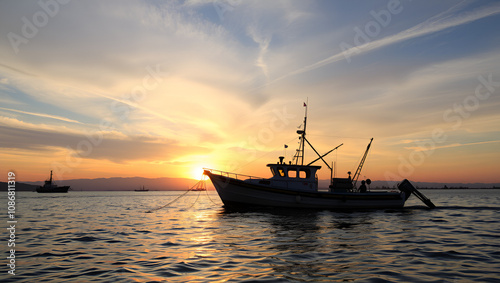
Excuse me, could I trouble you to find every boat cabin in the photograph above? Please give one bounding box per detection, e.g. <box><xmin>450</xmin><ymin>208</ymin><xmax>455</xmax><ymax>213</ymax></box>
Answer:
<box><xmin>260</xmin><ymin>157</ymin><xmax>321</xmax><ymax>191</ymax></box>
<box><xmin>267</xmin><ymin>163</ymin><xmax>320</xmax><ymax>180</ymax></box>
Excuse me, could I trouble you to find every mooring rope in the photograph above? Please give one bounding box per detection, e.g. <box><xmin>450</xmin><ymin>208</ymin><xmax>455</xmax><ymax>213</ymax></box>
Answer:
<box><xmin>186</xmin><ymin>190</ymin><xmax>202</xmax><ymax>209</ymax></box>
<box><xmin>145</xmin><ymin>172</ymin><xmax>224</xmax><ymax>213</ymax></box>
<box><xmin>196</xmin><ymin>173</ymin><xmax>219</xmax><ymax>206</ymax></box>
<box><xmin>204</xmin><ymin>187</ymin><xmax>219</xmax><ymax>205</ymax></box>
<box><xmin>145</xmin><ymin>180</ymin><xmax>201</xmax><ymax>213</ymax></box>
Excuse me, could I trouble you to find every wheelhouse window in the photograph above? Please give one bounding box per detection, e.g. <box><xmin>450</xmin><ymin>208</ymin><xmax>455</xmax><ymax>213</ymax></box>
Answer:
<box><xmin>288</xmin><ymin>168</ymin><xmax>297</xmax><ymax>178</ymax></box>
<box><xmin>299</xmin><ymin>168</ymin><xmax>311</xmax><ymax>178</ymax></box>
<box><xmin>277</xmin><ymin>167</ymin><xmax>286</xmax><ymax>177</ymax></box>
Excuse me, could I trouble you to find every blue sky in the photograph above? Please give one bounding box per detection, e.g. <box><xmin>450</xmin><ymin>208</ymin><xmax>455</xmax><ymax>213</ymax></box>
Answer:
<box><xmin>1</xmin><ymin>0</ymin><xmax>499</xmax><ymax>183</ymax></box>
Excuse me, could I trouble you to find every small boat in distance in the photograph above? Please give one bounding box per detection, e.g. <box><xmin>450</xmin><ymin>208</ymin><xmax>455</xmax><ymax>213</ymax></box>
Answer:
<box><xmin>204</xmin><ymin>104</ymin><xmax>435</xmax><ymax>210</ymax></box>
<box><xmin>192</xmin><ymin>180</ymin><xmax>207</xmax><ymax>191</ymax></box>
<box><xmin>135</xmin><ymin>186</ymin><xmax>149</xmax><ymax>192</ymax></box>
<box><xmin>36</xmin><ymin>170</ymin><xmax>70</xmax><ymax>193</ymax></box>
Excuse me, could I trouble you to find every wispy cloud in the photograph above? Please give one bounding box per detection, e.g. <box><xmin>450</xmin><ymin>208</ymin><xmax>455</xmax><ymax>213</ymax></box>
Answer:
<box><xmin>247</xmin><ymin>25</ymin><xmax>271</xmax><ymax>78</ymax></box>
<box><xmin>92</xmin><ymin>92</ymin><xmax>177</xmax><ymax>125</ymax></box>
<box><xmin>0</xmin><ymin>123</ymin><xmax>208</xmax><ymax>163</ymax></box>
<box><xmin>0</xmin><ymin>1</ymin><xmax>498</xmax><ymax>182</ymax></box>
<box><xmin>0</xmin><ymin>107</ymin><xmax>83</xmax><ymax>124</ymax></box>
<box><xmin>269</xmin><ymin>1</ymin><xmax>500</xmax><ymax>84</ymax></box>
<box><xmin>0</xmin><ymin>63</ymin><xmax>36</xmax><ymax>77</ymax></box>
<box><xmin>405</xmin><ymin>140</ymin><xmax>500</xmax><ymax>152</ymax></box>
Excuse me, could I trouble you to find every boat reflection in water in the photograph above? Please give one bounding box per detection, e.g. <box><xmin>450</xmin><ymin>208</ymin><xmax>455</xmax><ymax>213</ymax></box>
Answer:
<box><xmin>204</xmin><ymin>104</ymin><xmax>435</xmax><ymax>210</ymax></box>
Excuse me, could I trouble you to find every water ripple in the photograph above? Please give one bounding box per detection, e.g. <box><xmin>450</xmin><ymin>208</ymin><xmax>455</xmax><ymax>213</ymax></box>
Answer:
<box><xmin>3</xmin><ymin>190</ymin><xmax>500</xmax><ymax>282</ymax></box>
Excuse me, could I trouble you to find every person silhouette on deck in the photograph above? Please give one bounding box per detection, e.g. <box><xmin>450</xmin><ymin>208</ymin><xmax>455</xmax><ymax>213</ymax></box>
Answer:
<box><xmin>359</xmin><ymin>180</ymin><xmax>367</xmax><ymax>193</ymax></box>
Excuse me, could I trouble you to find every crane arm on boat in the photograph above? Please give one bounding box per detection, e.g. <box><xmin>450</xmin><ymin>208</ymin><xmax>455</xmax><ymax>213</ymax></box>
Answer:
<box><xmin>352</xmin><ymin>138</ymin><xmax>373</xmax><ymax>189</ymax></box>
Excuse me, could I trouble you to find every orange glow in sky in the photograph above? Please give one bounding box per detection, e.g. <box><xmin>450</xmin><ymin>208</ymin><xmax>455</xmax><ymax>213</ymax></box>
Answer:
<box><xmin>1</xmin><ymin>2</ymin><xmax>500</xmax><ymax>184</ymax></box>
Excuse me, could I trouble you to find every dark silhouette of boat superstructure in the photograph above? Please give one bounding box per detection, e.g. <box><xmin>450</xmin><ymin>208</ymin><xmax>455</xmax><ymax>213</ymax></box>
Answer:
<box><xmin>36</xmin><ymin>171</ymin><xmax>70</xmax><ymax>193</ymax></box>
<box><xmin>204</xmin><ymin>104</ymin><xmax>435</xmax><ymax>210</ymax></box>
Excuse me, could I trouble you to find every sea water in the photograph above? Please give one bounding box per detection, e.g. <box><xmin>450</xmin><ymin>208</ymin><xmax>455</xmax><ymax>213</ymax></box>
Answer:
<box><xmin>1</xmin><ymin>189</ymin><xmax>499</xmax><ymax>282</ymax></box>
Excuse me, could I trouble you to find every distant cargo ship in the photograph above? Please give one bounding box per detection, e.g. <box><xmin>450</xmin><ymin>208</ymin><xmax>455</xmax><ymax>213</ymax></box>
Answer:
<box><xmin>36</xmin><ymin>171</ymin><xmax>70</xmax><ymax>193</ymax></box>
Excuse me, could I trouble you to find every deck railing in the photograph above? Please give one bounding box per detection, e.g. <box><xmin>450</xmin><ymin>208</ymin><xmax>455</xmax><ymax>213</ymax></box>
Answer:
<box><xmin>203</xmin><ymin>168</ymin><xmax>265</xmax><ymax>181</ymax></box>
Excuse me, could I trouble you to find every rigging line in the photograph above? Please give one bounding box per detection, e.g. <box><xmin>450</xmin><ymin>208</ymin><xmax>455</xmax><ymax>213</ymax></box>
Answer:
<box><xmin>187</xmin><ymin>190</ymin><xmax>201</xmax><ymax>209</ymax></box>
<box><xmin>203</xmin><ymin>180</ymin><xmax>220</xmax><ymax>206</ymax></box>
<box><xmin>307</xmin><ymin>134</ymin><xmax>371</xmax><ymax>140</ymax></box>
<box><xmin>145</xmin><ymin>180</ymin><xmax>201</xmax><ymax>213</ymax></box>
<box><xmin>197</xmin><ymin>172</ymin><xmax>220</xmax><ymax>206</ymax></box>
<box><xmin>204</xmin><ymin>189</ymin><xmax>219</xmax><ymax>206</ymax></box>
<box><xmin>232</xmin><ymin>136</ymin><xmax>298</xmax><ymax>172</ymax></box>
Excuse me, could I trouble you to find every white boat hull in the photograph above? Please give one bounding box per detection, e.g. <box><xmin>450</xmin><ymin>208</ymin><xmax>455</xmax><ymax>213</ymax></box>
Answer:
<box><xmin>207</xmin><ymin>172</ymin><xmax>407</xmax><ymax>209</ymax></box>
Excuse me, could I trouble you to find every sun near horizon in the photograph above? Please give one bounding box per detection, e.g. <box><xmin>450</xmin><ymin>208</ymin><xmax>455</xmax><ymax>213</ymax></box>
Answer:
<box><xmin>1</xmin><ymin>1</ymin><xmax>500</xmax><ymax>185</ymax></box>
<box><xmin>191</xmin><ymin>166</ymin><xmax>209</xmax><ymax>181</ymax></box>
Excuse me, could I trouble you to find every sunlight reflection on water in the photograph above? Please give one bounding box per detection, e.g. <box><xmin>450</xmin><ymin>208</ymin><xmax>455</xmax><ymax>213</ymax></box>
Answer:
<box><xmin>2</xmin><ymin>190</ymin><xmax>500</xmax><ymax>282</ymax></box>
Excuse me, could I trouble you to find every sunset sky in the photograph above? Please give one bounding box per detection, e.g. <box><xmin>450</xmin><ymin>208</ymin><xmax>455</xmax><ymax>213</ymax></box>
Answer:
<box><xmin>1</xmin><ymin>0</ymin><xmax>499</xmax><ymax>184</ymax></box>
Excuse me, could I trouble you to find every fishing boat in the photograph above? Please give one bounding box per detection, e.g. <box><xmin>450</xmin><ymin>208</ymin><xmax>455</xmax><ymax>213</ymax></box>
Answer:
<box><xmin>204</xmin><ymin>104</ymin><xmax>435</xmax><ymax>210</ymax></box>
<box><xmin>135</xmin><ymin>186</ymin><xmax>149</xmax><ymax>192</ymax></box>
<box><xmin>36</xmin><ymin>170</ymin><xmax>70</xmax><ymax>193</ymax></box>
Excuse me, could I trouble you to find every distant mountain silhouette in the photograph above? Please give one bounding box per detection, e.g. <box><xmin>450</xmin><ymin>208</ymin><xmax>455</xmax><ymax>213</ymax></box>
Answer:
<box><xmin>22</xmin><ymin>177</ymin><xmax>210</xmax><ymax>191</ymax></box>
<box><xmin>0</xmin><ymin>181</ymin><xmax>39</xmax><ymax>191</ymax></box>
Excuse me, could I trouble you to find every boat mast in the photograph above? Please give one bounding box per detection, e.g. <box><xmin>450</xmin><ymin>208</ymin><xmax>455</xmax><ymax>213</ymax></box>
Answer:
<box><xmin>301</xmin><ymin>101</ymin><xmax>307</xmax><ymax>165</ymax></box>
<box><xmin>295</xmin><ymin>101</ymin><xmax>308</xmax><ymax>165</ymax></box>
<box><xmin>293</xmin><ymin>101</ymin><xmax>340</xmax><ymax>176</ymax></box>
<box><xmin>50</xmin><ymin>170</ymin><xmax>53</xmax><ymax>183</ymax></box>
